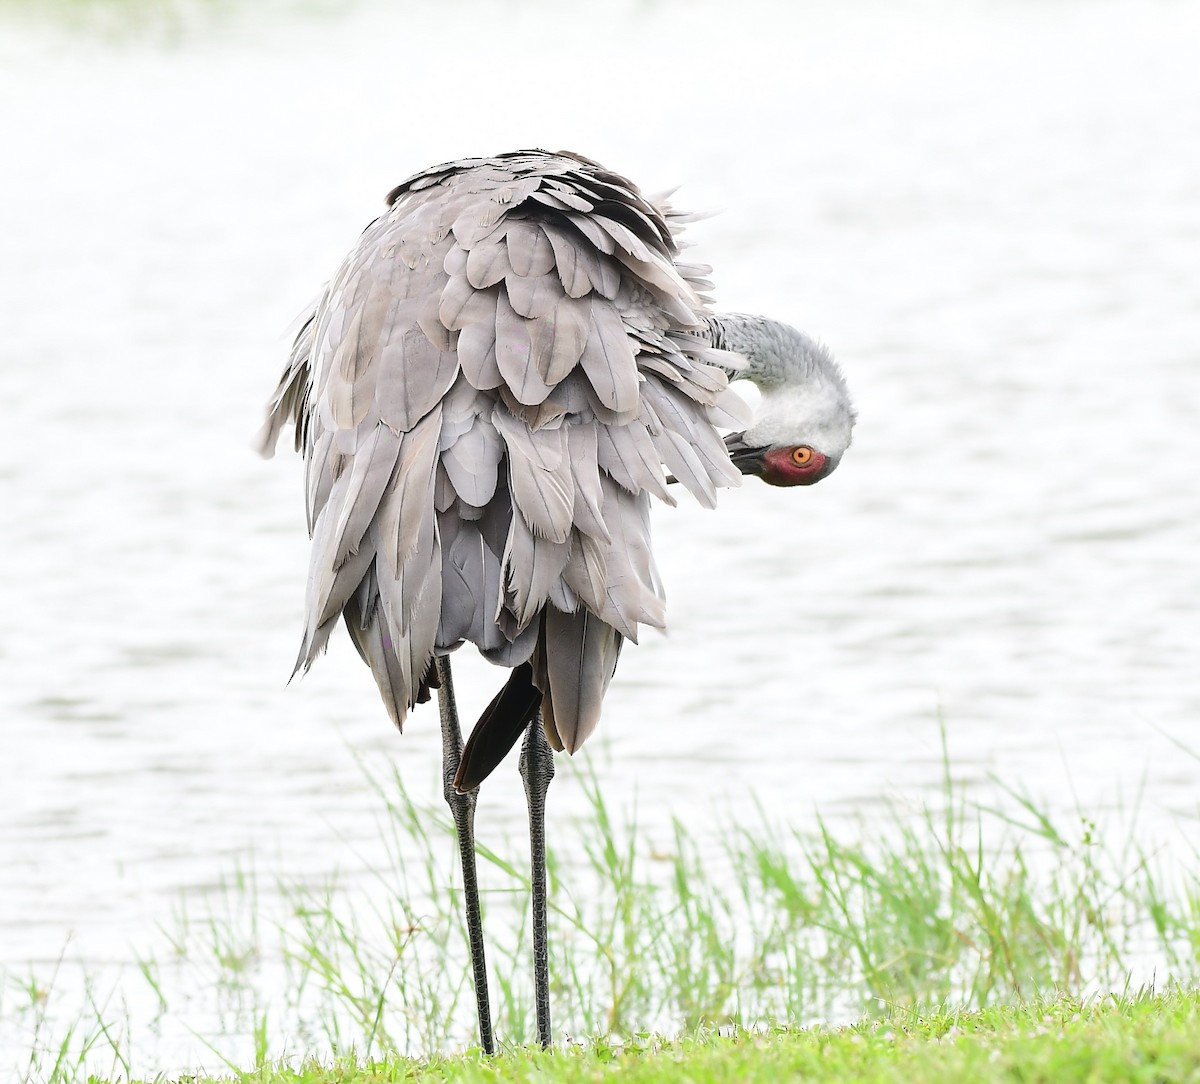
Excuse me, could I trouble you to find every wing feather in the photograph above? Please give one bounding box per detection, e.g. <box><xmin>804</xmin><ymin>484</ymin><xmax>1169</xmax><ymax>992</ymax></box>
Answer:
<box><xmin>455</xmin><ymin>289</ymin><xmax>504</xmax><ymax>389</ymax></box>
<box><xmin>503</xmin><ymin>510</ymin><xmax>572</xmax><ymax>629</ymax></box>
<box><xmin>561</xmin><ymin>528</ymin><xmax>608</xmax><ymax>614</ymax></box>
<box><xmin>373</xmin><ymin>324</ymin><xmax>458</xmax><ymax>434</ymax></box>
<box><xmin>495</xmin><ymin>286</ymin><xmax>553</xmax><ymax>405</ymax></box>
<box><xmin>642</xmin><ymin>380</ymin><xmax>741</xmax><ymax>497</ymax></box>
<box><xmin>343</xmin><ymin>604</ymin><xmax>408</xmax><ymax>727</ymax></box>
<box><xmin>529</xmin><ymin>294</ymin><xmax>590</xmax><ymax>386</ymax></box>
<box><xmin>493</xmin><ymin>410</ymin><xmax>573</xmax><ymax>543</ymax></box>
<box><xmin>542</xmin><ymin>222</ymin><xmax>621</xmax><ymax>299</ymax></box>
<box><xmin>465</xmin><ymin>234</ymin><xmax>512</xmax><ymax>289</ymax></box>
<box><xmin>443</xmin><ymin>411</ymin><xmax>504</xmax><ymax>508</ymax></box>
<box><xmin>579</xmin><ymin>299</ymin><xmax>639</xmax><ymax>413</ymax></box>
<box><xmin>595</xmin><ymin>416</ymin><xmax>674</xmax><ymax>502</ymax></box>
<box><xmin>377</xmin><ymin>408</ymin><xmax>442</xmax><ymax>575</ymax></box>
<box><xmin>505</xmin><ymin>270</ymin><xmax>563</xmax><ymax>319</ymax></box>
<box><xmin>505</xmin><ymin>218</ymin><xmax>556</xmax><ymax>276</ymax></box>
<box><xmin>326</xmin><ymin>423</ymin><xmax>403</xmax><ymax>566</ymax></box>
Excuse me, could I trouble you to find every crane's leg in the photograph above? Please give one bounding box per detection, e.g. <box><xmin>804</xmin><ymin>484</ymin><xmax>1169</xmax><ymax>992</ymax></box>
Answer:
<box><xmin>435</xmin><ymin>655</ymin><xmax>495</xmax><ymax>1056</ymax></box>
<box><xmin>518</xmin><ymin>713</ymin><xmax>555</xmax><ymax>1047</ymax></box>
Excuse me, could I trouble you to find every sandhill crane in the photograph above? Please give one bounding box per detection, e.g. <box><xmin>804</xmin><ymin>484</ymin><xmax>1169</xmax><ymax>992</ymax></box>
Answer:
<box><xmin>260</xmin><ymin>149</ymin><xmax>854</xmax><ymax>1053</ymax></box>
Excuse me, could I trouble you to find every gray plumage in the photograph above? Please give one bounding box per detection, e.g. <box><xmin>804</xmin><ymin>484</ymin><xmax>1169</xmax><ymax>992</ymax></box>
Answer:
<box><xmin>260</xmin><ymin>149</ymin><xmax>753</xmax><ymax>754</ymax></box>
<box><xmin>260</xmin><ymin>149</ymin><xmax>858</xmax><ymax>1054</ymax></box>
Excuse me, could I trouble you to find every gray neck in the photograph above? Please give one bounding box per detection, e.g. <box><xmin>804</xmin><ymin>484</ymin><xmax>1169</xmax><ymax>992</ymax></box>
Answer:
<box><xmin>705</xmin><ymin>312</ymin><xmax>843</xmax><ymax>395</ymax></box>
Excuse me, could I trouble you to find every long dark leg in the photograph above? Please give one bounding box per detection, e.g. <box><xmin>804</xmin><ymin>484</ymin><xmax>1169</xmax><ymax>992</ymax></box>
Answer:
<box><xmin>435</xmin><ymin>655</ymin><xmax>495</xmax><ymax>1055</ymax></box>
<box><xmin>519</xmin><ymin>713</ymin><xmax>555</xmax><ymax>1047</ymax></box>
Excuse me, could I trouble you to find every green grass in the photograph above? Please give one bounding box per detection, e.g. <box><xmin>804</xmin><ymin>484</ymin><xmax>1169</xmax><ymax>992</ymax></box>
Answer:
<box><xmin>106</xmin><ymin>992</ymin><xmax>1200</xmax><ymax>1082</ymax></box>
<box><xmin>7</xmin><ymin>737</ymin><xmax>1200</xmax><ymax>1081</ymax></box>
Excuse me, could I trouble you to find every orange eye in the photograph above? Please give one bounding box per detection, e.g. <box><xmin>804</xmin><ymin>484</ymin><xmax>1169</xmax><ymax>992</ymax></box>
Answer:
<box><xmin>790</xmin><ymin>446</ymin><xmax>815</xmax><ymax>467</ymax></box>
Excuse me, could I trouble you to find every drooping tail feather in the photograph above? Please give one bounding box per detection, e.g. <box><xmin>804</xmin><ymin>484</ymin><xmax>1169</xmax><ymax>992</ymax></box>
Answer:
<box><xmin>455</xmin><ymin>662</ymin><xmax>543</xmax><ymax>792</ymax></box>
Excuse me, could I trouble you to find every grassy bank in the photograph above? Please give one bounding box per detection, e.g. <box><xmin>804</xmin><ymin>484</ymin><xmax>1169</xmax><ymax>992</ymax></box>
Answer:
<box><xmin>7</xmin><ymin>741</ymin><xmax>1200</xmax><ymax>1081</ymax></box>
<box><xmin>119</xmin><ymin>992</ymin><xmax>1200</xmax><ymax>1083</ymax></box>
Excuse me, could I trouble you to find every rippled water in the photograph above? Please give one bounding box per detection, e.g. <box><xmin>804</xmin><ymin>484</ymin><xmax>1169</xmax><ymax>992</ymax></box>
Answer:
<box><xmin>2</xmin><ymin>0</ymin><xmax>1199</xmax><ymax>1068</ymax></box>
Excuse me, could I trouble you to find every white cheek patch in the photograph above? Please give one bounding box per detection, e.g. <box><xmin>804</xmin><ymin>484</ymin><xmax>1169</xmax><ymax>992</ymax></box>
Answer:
<box><xmin>744</xmin><ymin>379</ymin><xmax>854</xmax><ymax>457</ymax></box>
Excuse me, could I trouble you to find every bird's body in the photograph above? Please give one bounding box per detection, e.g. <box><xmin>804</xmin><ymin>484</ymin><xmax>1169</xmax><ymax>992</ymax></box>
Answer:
<box><xmin>262</xmin><ymin>149</ymin><xmax>757</xmax><ymax>763</ymax></box>
<box><xmin>262</xmin><ymin>149</ymin><xmax>854</xmax><ymax>1050</ymax></box>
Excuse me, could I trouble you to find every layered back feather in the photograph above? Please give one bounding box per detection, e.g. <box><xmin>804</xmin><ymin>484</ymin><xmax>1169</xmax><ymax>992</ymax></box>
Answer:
<box><xmin>261</xmin><ymin>149</ymin><xmax>750</xmax><ymax>755</ymax></box>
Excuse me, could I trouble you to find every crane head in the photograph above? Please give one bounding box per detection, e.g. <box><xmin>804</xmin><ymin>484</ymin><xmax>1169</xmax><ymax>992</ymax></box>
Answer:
<box><xmin>704</xmin><ymin>312</ymin><xmax>855</xmax><ymax>488</ymax></box>
<box><xmin>722</xmin><ymin>367</ymin><xmax>855</xmax><ymax>488</ymax></box>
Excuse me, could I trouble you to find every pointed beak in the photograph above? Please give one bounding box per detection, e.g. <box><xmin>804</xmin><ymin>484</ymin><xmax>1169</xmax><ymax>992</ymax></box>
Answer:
<box><xmin>723</xmin><ymin>431</ymin><xmax>770</xmax><ymax>477</ymax></box>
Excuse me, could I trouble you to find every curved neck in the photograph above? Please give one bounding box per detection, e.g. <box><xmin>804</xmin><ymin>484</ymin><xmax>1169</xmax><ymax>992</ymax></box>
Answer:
<box><xmin>705</xmin><ymin>312</ymin><xmax>840</xmax><ymax>393</ymax></box>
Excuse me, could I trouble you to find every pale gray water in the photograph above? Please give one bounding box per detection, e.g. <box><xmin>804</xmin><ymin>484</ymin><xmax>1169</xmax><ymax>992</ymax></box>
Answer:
<box><xmin>2</xmin><ymin>0</ymin><xmax>1199</xmax><ymax>1070</ymax></box>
